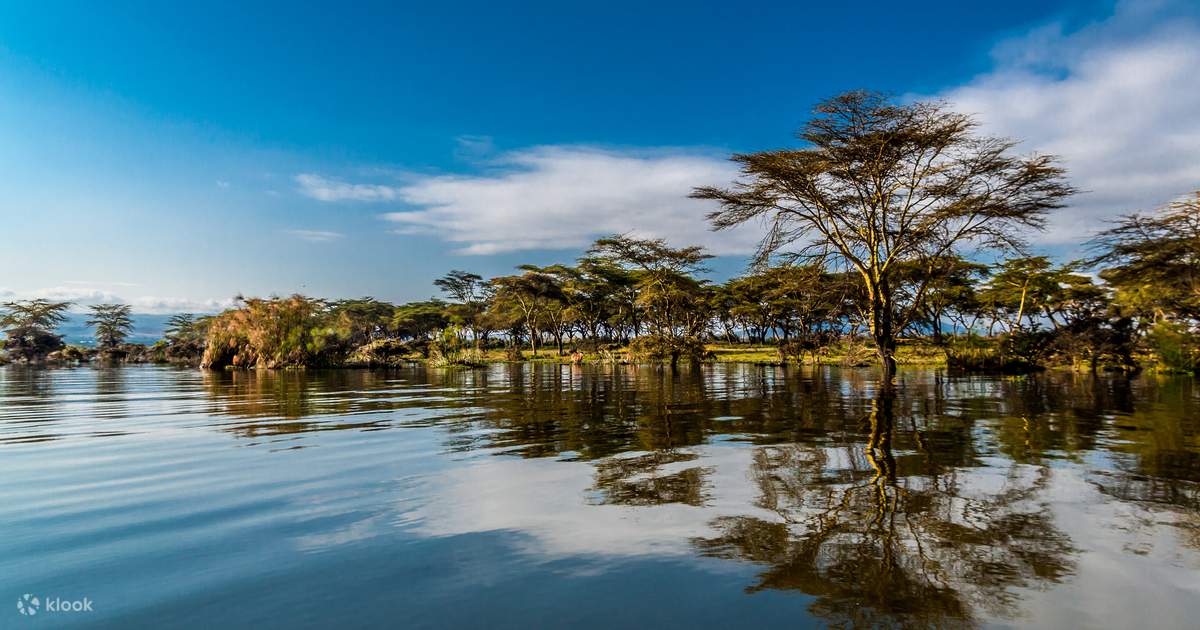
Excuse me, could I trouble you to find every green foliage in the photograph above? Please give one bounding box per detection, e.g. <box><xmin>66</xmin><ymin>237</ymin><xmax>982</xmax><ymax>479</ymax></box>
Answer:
<box><xmin>427</xmin><ymin>325</ymin><xmax>483</xmax><ymax>367</ymax></box>
<box><xmin>201</xmin><ymin>295</ymin><xmax>339</xmax><ymax>368</ymax></box>
<box><xmin>1092</xmin><ymin>192</ymin><xmax>1200</xmax><ymax>323</ymax></box>
<box><xmin>945</xmin><ymin>331</ymin><xmax>1052</xmax><ymax>373</ymax></box>
<box><xmin>343</xmin><ymin>339</ymin><xmax>418</xmax><ymax>367</ymax></box>
<box><xmin>391</xmin><ymin>300</ymin><xmax>450</xmax><ymax>341</ymax></box>
<box><xmin>87</xmin><ymin>303</ymin><xmax>135</xmax><ymax>354</ymax></box>
<box><xmin>165</xmin><ymin>313</ymin><xmax>196</xmax><ymax>339</ymax></box>
<box><xmin>489</xmin><ymin>270</ymin><xmax>564</xmax><ymax>355</ymax></box>
<box><xmin>170</xmin><ymin>179</ymin><xmax>1195</xmax><ymax>373</ymax></box>
<box><xmin>162</xmin><ymin>313</ymin><xmax>208</xmax><ymax>362</ymax></box>
<box><xmin>0</xmin><ymin>299</ymin><xmax>71</xmax><ymax>361</ymax></box>
<box><xmin>627</xmin><ymin>334</ymin><xmax>709</xmax><ymax>365</ymax></box>
<box><xmin>588</xmin><ymin>235</ymin><xmax>715</xmax><ymax>342</ymax></box>
<box><xmin>1146</xmin><ymin>320</ymin><xmax>1200</xmax><ymax>373</ymax></box>
<box><xmin>695</xmin><ymin>91</ymin><xmax>1076</xmax><ymax>374</ymax></box>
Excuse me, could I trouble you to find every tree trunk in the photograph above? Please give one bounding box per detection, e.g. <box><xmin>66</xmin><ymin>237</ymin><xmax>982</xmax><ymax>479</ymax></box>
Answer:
<box><xmin>868</xmin><ymin>279</ymin><xmax>898</xmax><ymax>379</ymax></box>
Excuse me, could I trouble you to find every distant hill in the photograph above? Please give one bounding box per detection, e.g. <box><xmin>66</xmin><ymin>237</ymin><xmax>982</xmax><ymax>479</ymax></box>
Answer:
<box><xmin>58</xmin><ymin>313</ymin><xmax>173</xmax><ymax>346</ymax></box>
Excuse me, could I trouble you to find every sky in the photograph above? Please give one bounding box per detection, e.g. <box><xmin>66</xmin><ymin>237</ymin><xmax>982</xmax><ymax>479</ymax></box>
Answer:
<box><xmin>0</xmin><ymin>0</ymin><xmax>1197</xmax><ymax>313</ymax></box>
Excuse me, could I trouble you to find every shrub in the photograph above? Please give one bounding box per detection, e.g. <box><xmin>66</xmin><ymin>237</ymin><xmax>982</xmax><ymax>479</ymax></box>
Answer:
<box><xmin>428</xmin><ymin>326</ymin><xmax>483</xmax><ymax>368</ymax></box>
<box><xmin>46</xmin><ymin>345</ymin><xmax>94</xmax><ymax>363</ymax></box>
<box><xmin>778</xmin><ymin>331</ymin><xmax>838</xmax><ymax>364</ymax></box>
<box><xmin>839</xmin><ymin>336</ymin><xmax>876</xmax><ymax>367</ymax></box>
<box><xmin>945</xmin><ymin>331</ymin><xmax>1049</xmax><ymax>373</ymax></box>
<box><xmin>200</xmin><ymin>295</ymin><xmax>337</xmax><ymax>369</ymax></box>
<box><xmin>628</xmin><ymin>334</ymin><xmax>709</xmax><ymax>365</ymax></box>
<box><xmin>344</xmin><ymin>339</ymin><xmax>417</xmax><ymax>367</ymax></box>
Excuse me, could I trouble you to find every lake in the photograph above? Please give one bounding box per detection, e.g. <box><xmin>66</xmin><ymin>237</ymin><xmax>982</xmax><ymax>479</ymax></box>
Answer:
<box><xmin>1</xmin><ymin>364</ymin><xmax>1198</xmax><ymax>628</ymax></box>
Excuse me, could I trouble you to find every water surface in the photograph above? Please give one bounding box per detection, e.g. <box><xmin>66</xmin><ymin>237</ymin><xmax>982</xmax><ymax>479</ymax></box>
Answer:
<box><xmin>1</xmin><ymin>365</ymin><xmax>1198</xmax><ymax>628</ymax></box>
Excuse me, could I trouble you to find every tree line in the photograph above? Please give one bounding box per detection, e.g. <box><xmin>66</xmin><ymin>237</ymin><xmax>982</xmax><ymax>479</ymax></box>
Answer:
<box><xmin>2</xmin><ymin>92</ymin><xmax>1197</xmax><ymax>373</ymax></box>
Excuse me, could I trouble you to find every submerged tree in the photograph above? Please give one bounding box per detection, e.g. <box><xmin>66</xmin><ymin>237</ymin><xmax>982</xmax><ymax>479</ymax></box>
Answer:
<box><xmin>695</xmin><ymin>91</ymin><xmax>1075</xmax><ymax>376</ymax></box>
<box><xmin>692</xmin><ymin>388</ymin><xmax>1077</xmax><ymax>626</ymax></box>
<box><xmin>87</xmin><ymin>303</ymin><xmax>135</xmax><ymax>354</ymax></box>
<box><xmin>0</xmin><ymin>299</ymin><xmax>72</xmax><ymax>361</ymax></box>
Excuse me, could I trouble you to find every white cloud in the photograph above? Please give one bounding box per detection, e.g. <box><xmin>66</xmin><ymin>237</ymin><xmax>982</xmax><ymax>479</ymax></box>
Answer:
<box><xmin>0</xmin><ymin>286</ymin><xmax>235</xmax><ymax>314</ymax></box>
<box><xmin>305</xmin><ymin>146</ymin><xmax>757</xmax><ymax>256</ymax></box>
<box><xmin>124</xmin><ymin>296</ymin><xmax>238</xmax><ymax>314</ymax></box>
<box><xmin>935</xmin><ymin>2</ymin><xmax>1200</xmax><ymax>244</ymax></box>
<box><xmin>294</xmin><ymin>173</ymin><xmax>402</xmax><ymax>202</ymax></box>
<box><xmin>286</xmin><ymin>229</ymin><xmax>345</xmax><ymax>243</ymax></box>
<box><xmin>295</xmin><ymin>3</ymin><xmax>1200</xmax><ymax>257</ymax></box>
<box><xmin>63</xmin><ymin>280</ymin><xmax>140</xmax><ymax>288</ymax></box>
<box><xmin>408</xmin><ymin>444</ymin><xmax>769</xmax><ymax>560</ymax></box>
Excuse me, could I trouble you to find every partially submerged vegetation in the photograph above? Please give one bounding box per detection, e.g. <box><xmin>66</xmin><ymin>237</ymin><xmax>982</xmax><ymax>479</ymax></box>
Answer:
<box><xmin>2</xmin><ymin>92</ymin><xmax>1197</xmax><ymax>374</ymax></box>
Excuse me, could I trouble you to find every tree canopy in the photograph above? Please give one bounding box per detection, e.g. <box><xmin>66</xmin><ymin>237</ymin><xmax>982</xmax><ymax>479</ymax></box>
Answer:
<box><xmin>694</xmin><ymin>91</ymin><xmax>1076</xmax><ymax>374</ymax></box>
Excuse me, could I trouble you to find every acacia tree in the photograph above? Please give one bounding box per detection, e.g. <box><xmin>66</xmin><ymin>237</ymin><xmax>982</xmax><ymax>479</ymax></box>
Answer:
<box><xmin>434</xmin><ymin>270</ymin><xmax>492</xmax><ymax>345</ymax></box>
<box><xmin>490</xmin><ymin>270</ymin><xmax>564</xmax><ymax>356</ymax></box>
<box><xmin>163</xmin><ymin>313</ymin><xmax>209</xmax><ymax>360</ymax></box>
<box><xmin>328</xmin><ymin>297</ymin><xmax>396</xmax><ymax>349</ymax></box>
<box><xmin>589</xmin><ymin>235</ymin><xmax>713</xmax><ymax>340</ymax></box>
<box><xmin>694</xmin><ymin>91</ymin><xmax>1075</xmax><ymax>376</ymax></box>
<box><xmin>391</xmin><ymin>300</ymin><xmax>450</xmax><ymax>341</ymax></box>
<box><xmin>88</xmin><ymin>303</ymin><xmax>135</xmax><ymax>353</ymax></box>
<box><xmin>0</xmin><ymin>299</ymin><xmax>72</xmax><ymax>361</ymax></box>
<box><xmin>896</xmin><ymin>255</ymin><xmax>988</xmax><ymax>341</ymax></box>
<box><xmin>977</xmin><ymin>257</ymin><xmax>1062</xmax><ymax>332</ymax></box>
<box><xmin>1090</xmin><ymin>190</ymin><xmax>1200</xmax><ymax>324</ymax></box>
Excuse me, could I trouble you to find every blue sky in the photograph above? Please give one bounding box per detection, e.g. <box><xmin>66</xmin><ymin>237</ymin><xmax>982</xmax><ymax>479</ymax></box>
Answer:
<box><xmin>1</xmin><ymin>0</ymin><xmax>1198</xmax><ymax>312</ymax></box>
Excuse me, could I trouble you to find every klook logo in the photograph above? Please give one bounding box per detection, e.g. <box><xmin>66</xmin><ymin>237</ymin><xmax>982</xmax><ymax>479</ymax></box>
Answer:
<box><xmin>15</xmin><ymin>593</ymin><xmax>92</xmax><ymax>617</ymax></box>
<box><xmin>15</xmin><ymin>594</ymin><xmax>38</xmax><ymax>616</ymax></box>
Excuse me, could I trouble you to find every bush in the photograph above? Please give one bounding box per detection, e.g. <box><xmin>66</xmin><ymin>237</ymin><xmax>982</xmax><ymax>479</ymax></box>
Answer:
<box><xmin>628</xmin><ymin>334</ymin><xmax>709</xmax><ymax>365</ymax></box>
<box><xmin>344</xmin><ymin>339</ymin><xmax>418</xmax><ymax>367</ymax></box>
<box><xmin>428</xmin><ymin>326</ymin><xmax>483</xmax><ymax>367</ymax></box>
<box><xmin>945</xmin><ymin>331</ymin><xmax>1049</xmax><ymax>373</ymax></box>
<box><xmin>200</xmin><ymin>295</ymin><xmax>337</xmax><ymax>369</ymax></box>
<box><xmin>48</xmin><ymin>345</ymin><xmax>94</xmax><ymax>363</ymax></box>
<box><xmin>1146</xmin><ymin>320</ymin><xmax>1200</xmax><ymax>373</ymax></box>
<box><xmin>2</xmin><ymin>330</ymin><xmax>65</xmax><ymax>363</ymax></box>
<box><xmin>778</xmin><ymin>331</ymin><xmax>838</xmax><ymax>364</ymax></box>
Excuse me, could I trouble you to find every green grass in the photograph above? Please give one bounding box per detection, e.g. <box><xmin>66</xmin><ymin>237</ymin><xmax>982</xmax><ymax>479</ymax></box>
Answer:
<box><xmin>449</xmin><ymin>338</ymin><xmax>951</xmax><ymax>367</ymax></box>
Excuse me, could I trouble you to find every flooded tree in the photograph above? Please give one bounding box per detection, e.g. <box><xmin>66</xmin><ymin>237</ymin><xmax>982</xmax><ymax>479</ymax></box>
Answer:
<box><xmin>0</xmin><ymin>299</ymin><xmax>72</xmax><ymax>362</ymax></box>
<box><xmin>87</xmin><ymin>303</ymin><xmax>135</xmax><ymax>355</ymax></box>
<box><xmin>695</xmin><ymin>91</ymin><xmax>1076</xmax><ymax>377</ymax></box>
<box><xmin>691</xmin><ymin>387</ymin><xmax>1077</xmax><ymax>627</ymax></box>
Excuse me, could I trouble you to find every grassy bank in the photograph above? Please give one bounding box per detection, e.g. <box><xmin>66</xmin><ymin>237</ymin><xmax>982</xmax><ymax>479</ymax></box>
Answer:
<box><xmin>402</xmin><ymin>338</ymin><xmax>950</xmax><ymax>368</ymax></box>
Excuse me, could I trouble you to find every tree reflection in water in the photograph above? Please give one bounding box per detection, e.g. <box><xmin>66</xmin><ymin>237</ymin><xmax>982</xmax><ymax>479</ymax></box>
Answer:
<box><xmin>693</xmin><ymin>386</ymin><xmax>1076</xmax><ymax>627</ymax></box>
<box><xmin>176</xmin><ymin>363</ymin><xmax>1200</xmax><ymax>625</ymax></box>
